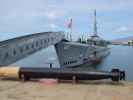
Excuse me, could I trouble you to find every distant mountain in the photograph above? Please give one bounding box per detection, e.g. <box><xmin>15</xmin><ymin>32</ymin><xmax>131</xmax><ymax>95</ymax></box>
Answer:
<box><xmin>112</xmin><ymin>36</ymin><xmax>133</xmax><ymax>42</ymax></box>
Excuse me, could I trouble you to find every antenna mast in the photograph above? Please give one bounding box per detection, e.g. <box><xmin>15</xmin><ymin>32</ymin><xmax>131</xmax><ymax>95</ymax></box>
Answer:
<box><xmin>93</xmin><ymin>9</ymin><xmax>98</xmax><ymax>36</ymax></box>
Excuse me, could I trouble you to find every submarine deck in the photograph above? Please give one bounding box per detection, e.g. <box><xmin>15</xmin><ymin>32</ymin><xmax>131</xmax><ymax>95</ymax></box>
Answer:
<box><xmin>0</xmin><ymin>79</ymin><xmax>133</xmax><ymax>100</ymax></box>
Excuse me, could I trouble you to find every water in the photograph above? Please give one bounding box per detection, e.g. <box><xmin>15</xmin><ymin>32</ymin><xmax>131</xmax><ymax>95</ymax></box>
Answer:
<box><xmin>12</xmin><ymin>45</ymin><xmax>60</xmax><ymax>68</ymax></box>
<box><xmin>96</xmin><ymin>45</ymin><xmax>133</xmax><ymax>81</ymax></box>
<box><xmin>12</xmin><ymin>44</ymin><xmax>133</xmax><ymax>81</ymax></box>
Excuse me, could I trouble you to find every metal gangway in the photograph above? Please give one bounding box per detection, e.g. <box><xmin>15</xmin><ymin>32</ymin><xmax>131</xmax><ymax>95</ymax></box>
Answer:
<box><xmin>0</xmin><ymin>32</ymin><xmax>64</xmax><ymax>66</ymax></box>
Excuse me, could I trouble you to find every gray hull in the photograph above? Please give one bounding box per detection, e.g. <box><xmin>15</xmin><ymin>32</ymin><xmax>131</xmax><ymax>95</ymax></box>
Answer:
<box><xmin>55</xmin><ymin>41</ymin><xmax>110</xmax><ymax>68</ymax></box>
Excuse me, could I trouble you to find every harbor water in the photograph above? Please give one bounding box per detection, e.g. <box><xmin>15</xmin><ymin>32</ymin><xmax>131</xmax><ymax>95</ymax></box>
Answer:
<box><xmin>96</xmin><ymin>45</ymin><xmax>133</xmax><ymax>81</ymax></box>
<box><xmin>11</xmin><ymin>44</ymin><xmax>133</xmax><ymax>81</ymax></box>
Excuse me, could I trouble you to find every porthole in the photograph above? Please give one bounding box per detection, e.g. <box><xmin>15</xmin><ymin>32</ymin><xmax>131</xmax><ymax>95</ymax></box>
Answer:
<box><xmin>20</xmin><ymin>47</ymin><xmax>23</xmax><ymax>53</ymax></box>
<box><xmin>31</xmin><ymin>44</ymin><xmax>34</xmax><ymax>49</ymax></box>
<box><xmin>36</xmin><ymin>41</ymin><xmax>38</xmax><ymax>47</ymax></box>
<box><xmin>47</xmin><ymin>38</ymin><xmax>49</xmax><ymax>42</ymax></box>
<box><xmin>44</xmin><ymin>40</ymin><xmax>47</xmax><ymax>43</ymax></box>
<box><xmin>13</xmin><ymin>49</ymin><xmax>16</xmax><ymax>55</ymax></box>
<box><xmin>4</xmin><ymin>52</ymin><xmax>9</xmax><ymax>58</ymax></box>
<box><xmin>26</xmin><ymin>45</ymin><xmax>29</xmax><ymax>50</ymax></box>
<box><xmin>40</xmin><ymin>40</ymin><xmax>43</xmax><ymax>45</ymax></box>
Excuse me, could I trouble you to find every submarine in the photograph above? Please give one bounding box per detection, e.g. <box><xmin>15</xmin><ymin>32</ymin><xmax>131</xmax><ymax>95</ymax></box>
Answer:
<box><xmin>55</xmin><ymin>10</ymin><xmax>110</xmax><ymax>68</ymax></box>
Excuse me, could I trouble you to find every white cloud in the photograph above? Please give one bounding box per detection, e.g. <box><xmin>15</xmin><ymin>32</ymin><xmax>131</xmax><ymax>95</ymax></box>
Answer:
<box><xmin>45</xmin><ymin>12</ymin><xmax>57</xmax><ymax>20</ymax></box>
<box><xmin>115</xmin><ymin>26</ymin><xmax>133</xmax><ymax>34</ymax></box>
<box><xmin>49</xmin><ymin>23</ymin><xmax>58</xmax><ymax>29</ymax></box>
<box><xmin>0</xmin><ymin>0</ymin><xmax>133</xmax><ymax>36</ymax></box>
<box><xmin>44</xmin><ymin>10</ymin><xmax>65</xmax><ymax>20</ymax></box>
<box><xmin>56</xmin><ymin>0</ymin><xmax>133</xmax><ymax>12</ymax></box>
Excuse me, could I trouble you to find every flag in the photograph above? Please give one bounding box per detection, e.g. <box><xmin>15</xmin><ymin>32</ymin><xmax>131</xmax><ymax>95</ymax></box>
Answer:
<box><xmin>67</xmin><ymin>18</ymin><xmax>72</xmax><ymax>29</ymax></box>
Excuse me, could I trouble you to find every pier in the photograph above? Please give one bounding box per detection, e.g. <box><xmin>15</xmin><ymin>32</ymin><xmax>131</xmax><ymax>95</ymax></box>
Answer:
<box><xmin>0</xmin><ymin>66</ymin><xmax>129</xmax><ymax>100</ymax></box>
<box><xmin>0</xmin><ymin>79</ymin><xmax>132</xmax><ymax>100</ymax></box>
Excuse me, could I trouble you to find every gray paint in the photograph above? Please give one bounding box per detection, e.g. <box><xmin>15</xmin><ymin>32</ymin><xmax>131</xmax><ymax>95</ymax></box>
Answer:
<box><xmin>55</xmin><ymin>41</ymin><xmax>110</xmax><ymax>68</ymax></box>
<box><xmin>0</xmin><ymin>32</ymin><xmax>64</xmax><ymax>66</ymax></box>
<box><xmin>55</xmin><ymin>41</ymin><xmax>94</xmax><ymax>67</ymax></box>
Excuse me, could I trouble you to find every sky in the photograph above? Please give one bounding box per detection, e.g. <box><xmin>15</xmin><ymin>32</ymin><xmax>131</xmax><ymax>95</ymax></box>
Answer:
<box><xmin>0</xmin><ymin>0</ymin><xmax>133</xmax><ymax>40</ymax></box>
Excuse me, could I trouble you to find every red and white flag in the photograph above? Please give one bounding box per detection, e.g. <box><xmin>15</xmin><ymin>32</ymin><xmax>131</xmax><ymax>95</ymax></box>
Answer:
<box><xmin>67</xmin><ymin>18</ymin><xmax>72</xmax><ymax>29</ymax></box>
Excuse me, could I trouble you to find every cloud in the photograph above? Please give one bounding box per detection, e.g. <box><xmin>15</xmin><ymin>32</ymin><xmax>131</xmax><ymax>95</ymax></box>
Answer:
<box><xmin>115</xmin><ymin>26</ymin><xmax>133</xmax><ymax>34</ymax></box>
<box><xmin>54</xmin><ymin>0</ymin><xmax>133</xmax><ymax>12</ymax></box>
<box><xmin>49</xmin><ymin>23</ymin><xmax>58</xmax><ymax>29</ymax></box>
<box><xmin>44</xmin><ymin>10</ymin><xmax>65</xmax><ymax>20</ymax></box>
<box><xmin>45</xmin><ymin>12</ymin><xmax>57</xmax><ymax>20</ymax></box>
<box><xmin>0</xmin><ymin>0</ymin><xmax>133</xmax><ymax>41</ymax></box>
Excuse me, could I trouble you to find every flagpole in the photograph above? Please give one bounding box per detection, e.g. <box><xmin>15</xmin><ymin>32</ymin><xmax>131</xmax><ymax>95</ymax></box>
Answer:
<box><xmin>66</xmin><ymin>32</ymin><xmax>69</xmax><ymax>40</ymax></box>
<box><xmin>70</xmin><ymin>18</ymin><xmax>72</xmax><ymax>41</ymax></box>
<box><xmin>67</xmin><ymin>18</ymin><xmax>73</xmax><ymax>41</ymax></box>
<box><xmin>70</xmin><ymin>26</ymin><xmax>72</xmax><ymax>41</ymax></box>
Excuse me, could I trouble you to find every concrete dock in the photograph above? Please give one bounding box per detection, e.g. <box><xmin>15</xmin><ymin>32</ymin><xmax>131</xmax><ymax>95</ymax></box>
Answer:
<box><xmin>0</xmin><ymin>79</ymin><xmax>133</xmax><ymax>100</ymax></box>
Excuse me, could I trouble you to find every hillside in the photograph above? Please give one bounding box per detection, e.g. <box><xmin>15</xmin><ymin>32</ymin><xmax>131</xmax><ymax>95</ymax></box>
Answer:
<box><xmin>112</xmin><ymin>36</ymin><xmax>133</xmax><ymax>42</ymax></box>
